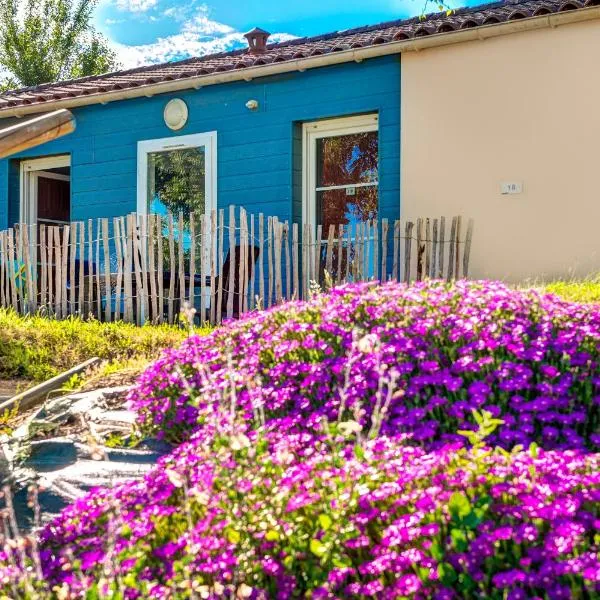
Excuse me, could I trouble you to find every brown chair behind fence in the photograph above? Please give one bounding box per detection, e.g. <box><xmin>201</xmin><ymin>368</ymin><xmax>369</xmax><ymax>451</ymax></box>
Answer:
<box><xmin>214</xmin><ymin>245</ymin><xmax>261</xmax><ymax>318</ymax></box>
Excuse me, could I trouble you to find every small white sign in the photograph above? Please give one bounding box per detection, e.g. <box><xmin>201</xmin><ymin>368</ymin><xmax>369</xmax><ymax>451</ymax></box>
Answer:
<box><xmin>501</xmin><ymin>182</ymin><xmax>523</xmax><ymax>195</ymax></box>
<box><xmin>346</xmin><ymin>186</ymin><xmax>356</xmax><ymax>196</ymax></box>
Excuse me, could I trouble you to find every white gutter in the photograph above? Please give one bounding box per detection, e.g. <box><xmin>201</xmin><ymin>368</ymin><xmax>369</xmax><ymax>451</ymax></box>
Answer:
<box><xmin>2</xmin><ymin>6</ymin><xmax>600</xmax><ymax>119</ymax></box>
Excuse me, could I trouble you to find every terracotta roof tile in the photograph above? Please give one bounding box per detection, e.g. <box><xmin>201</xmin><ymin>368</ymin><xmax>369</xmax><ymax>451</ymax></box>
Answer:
<box><xmin>0</xmin><ymin>0</ymin><xmax>594</xmax><ymax>113</ymax></box>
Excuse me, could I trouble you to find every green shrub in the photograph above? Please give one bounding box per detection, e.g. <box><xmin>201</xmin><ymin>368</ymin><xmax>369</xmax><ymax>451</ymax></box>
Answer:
<box><xmin>0</xmin><ymin>308</ymin><xmax>199</xmax><ymax>382</ymax></box>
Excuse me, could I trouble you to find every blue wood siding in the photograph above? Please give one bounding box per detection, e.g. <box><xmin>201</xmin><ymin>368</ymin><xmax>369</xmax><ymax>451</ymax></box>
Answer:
<box><xmin>0</xmin><ymin>56</ymin><xmax>400</xmax><ymax>231</ymax></box>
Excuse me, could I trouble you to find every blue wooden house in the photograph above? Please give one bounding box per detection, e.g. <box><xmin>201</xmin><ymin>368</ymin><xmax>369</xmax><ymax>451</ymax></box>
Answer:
<box><xmin>0</xmin><ymin>26</ymin><xmax>401</xmax><ymax>241</ymax></box>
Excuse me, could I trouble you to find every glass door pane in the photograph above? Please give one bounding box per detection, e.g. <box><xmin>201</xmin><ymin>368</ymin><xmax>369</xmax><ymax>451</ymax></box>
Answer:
<box><xmin>147</xmin><ymin>146</ymin><xmax>206</xmax><ymax>272</ymax></box>
<box><xmin>311</xmin><ymin>126</ymin><xmax>379</xmax><ymax>282</ymax></box>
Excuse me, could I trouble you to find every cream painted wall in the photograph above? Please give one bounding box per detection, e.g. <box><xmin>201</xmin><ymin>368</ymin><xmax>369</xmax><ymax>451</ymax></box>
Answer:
<box><xmin>401</xmin><ymin>19</ymin><xmax>600</xmax><ymax>283</ymax></box>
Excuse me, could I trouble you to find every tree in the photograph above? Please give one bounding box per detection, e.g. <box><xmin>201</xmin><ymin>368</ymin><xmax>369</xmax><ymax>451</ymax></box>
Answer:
<box><xmin>0</xmin><ymin>0</ymin><xmax>119</xmax><ymax>91</ymax></box>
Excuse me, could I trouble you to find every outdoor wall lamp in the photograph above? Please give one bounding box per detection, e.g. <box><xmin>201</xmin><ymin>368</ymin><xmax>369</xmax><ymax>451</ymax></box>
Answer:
<box><xmin>245</xmin><ymin>99</ymin><xmax>259</xmax><ymax>111</ymax></box>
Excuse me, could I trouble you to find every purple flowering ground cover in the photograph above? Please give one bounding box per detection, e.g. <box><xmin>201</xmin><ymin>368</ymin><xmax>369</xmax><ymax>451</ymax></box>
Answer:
<box><xmin>0</xmin><ymin>280</ymin><xmax>599</xmax><ymax>599</ymax></box>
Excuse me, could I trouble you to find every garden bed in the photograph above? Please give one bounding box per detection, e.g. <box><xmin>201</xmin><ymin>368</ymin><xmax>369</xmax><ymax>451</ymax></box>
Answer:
<box><xmin>0</xmin><ymin>280</ymin><xmax>599</xmax><ymax>598</ymax></box>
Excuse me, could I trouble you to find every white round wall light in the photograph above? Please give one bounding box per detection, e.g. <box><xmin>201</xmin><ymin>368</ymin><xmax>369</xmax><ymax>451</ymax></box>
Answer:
<box><xmin>164</xmin><ymin>98</ymin><xmax>189</xmax><ymax>131</ymax></box>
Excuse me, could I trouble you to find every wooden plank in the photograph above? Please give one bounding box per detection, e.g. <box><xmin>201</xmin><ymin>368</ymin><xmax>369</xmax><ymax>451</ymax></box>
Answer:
<box><xmin>210</xmin><ymin>209</ymin><xmax>218</xmax><ymax>323</ymax></box>
<box><xmin>147</xmin><ymin>214</ymin><xmax>157</xmax><ymax>322</ymax></box>
<box><xmin>78</xmin><ymin>223</ymin><xmax>85</xmax><ymax>314</ymax></box>
<box><xmin>249</xmin><ymin>214</ymin><xmax>256</xmax><ymax>310</ymax></box>
<box><xmin>167</xmin><ymin>213</ymin><xmax>175</xmax><ymax>324</ymax></box>
<box><xmin>15</xmin><ymin>226</ymin><xmax>25</xmax><ymax>313</ymax></box>
<box><xmin>28</xmin><ymin>224</ymin><xmax>38</xmax><ymax>313</ymax></box>
<box><xmin>258</xmin><ymin>213</ymin><xmax>265</xmax><ymax>309</ymax></box>
<box><xmin>463</xmin><ymin>218</ymin><xmax>474</xmax><ymax>279</ymax></box>
<box><xmin>87</xmin><ymin>220</ymin><xmax>93</xmax><ymax>318</ymax></box>
<box><xmin>431</xmin><ymin>219</ymin><xmax>439</xmax><ymax>279</ymax></box>
<box><xmin>61</xmin><ymin>224</ymin><xmax>69</xmax><ymax>319</ymax></box>
<box><xmin>48</xmin><ymin>226</ymin><xmax>55</xmax><ymax>312</ymax></box>
<box><xmin>123</xmin><ymin>216</ymin><xmax>133</xmax><ymax>323</ymax></box>
<box><xmin>447</xmin><ymin>216</ymin><xmax>457</xmax><ymax>282</ymax></box>
<box><xmin>404</xmin><ymin>221</ymin><xmax>414</xmax><ymax>283</ymax></box>
<box><xmin>39</xmin><ymin>226</ymin><xmax>47</xmax><ymax>309</ymax></box>
<box><xmin>273</xmin><ymin>217</ymin><xmax>282</xmax><ymax>304</ymax></box>
<box><xmin>373</xmin><ymin>219</ymin><xmax>379</xmax><ymax>281</ymax></box>
<box><xmin>0</xmin><ymin>232</ymin><xmax>5</xmax><ymax>309</ymax></box>
<box><xmin>210</xmin><ymin>209</ymin><xmax>219</xmax><ymax>324</ymax></box>
<box><xmin>336</xmin><ymin>224</ymin><xmax>344</xmax><ymax>286</ymax></box>
<box><xmin>314</xmin><ymin>224</ymin><xmax>322</xmax><ymax>286</ymax></box>
<box><xmin>130</xmin><ymin>214</ymin><xmax>142</xmax><ymax>324</ymax></box>
<box><xmin>455</xmin><ymin>215</ymin><xmax>462</xmax><ymax>279</ymax></box>
<box><xmin>381</xmin><ymin>219</ymin><xmax>388</xmax><ymax>282</ymax></box>
<box><xmin>0</xmin><ymin>109</ymin><xmax>75</xmax><ymax>159</ymax></box>
<box><xmin>7</xmin><ymin>229</ymin><xmax>18</xmax><ymax>311</ymax></box>
<box><xmin>113</xmin><ymin>218</ymin><xmax>123</xmax><ymax>321</ymax></box>
<box><xmin>101</xmin><ymin>219</ymin><xmax>111</xmax><ymax>322</ymax></box>
<box><xmin>325</xmin><ymin>224</ymin><xmax>335</xmax><ymax>280</ymax></box>
<box><xmin>227</xmin><ymin>205</ymin><xmax>235</xmax><ymax>319</ymax></box>
<box><xmin>425</xmin><ymin>218</ymin><xmax>431</xmax><ymax>280</ymax></box>
<box><xmin>416</xmin><ymin>218</ymin><xmax>423</xmax><ymax>282</ymax></box>
<box><xmin>345</xmin><ymin>224</ymin><xmax>351</xmax><ymax>282</ymax></box>
<box><xmin>292</xmin><ymin>222</ymin><xmax>299</xmax><ymax>299</ymax></box>
<box><xmin>0</xmin><ymin>357</ymin><xmax>101</xmax><ymax>415</ymax></box>
<box><xmin>22</xmin><ymin>225</ymin><xmax>34</xmax><ymax>314</ymax></box>
<box><xmin>54</xmin><ymin>226</ymin><xmax>62</xmax><ymax>318</ymax></box>
<box><xmin>439</xmin><ymin>216</ymin><xmax>446</xmax><ymax>279</ymax></box>
<box><xmin>94</xmin><ymin>221</ymin><xmax>101</xmax><ymax>320</ymax></box>
<box><xmin>240</xmin><ymin>208</ymin><xmax>250</xmax><ymax>312</ymax></box>
<box><xmin>177</xmin><ymin>212</ymin><xmax>185</xmax><ymax>318</ymax></box>
<box><xmin>267</xmin><ymin>216</ymin><xmax>273</xmax><ymax>308</ymax></box>
<box><xmin>199</xmin><ymin>214</ymin><xmax>208</xmax><ymax>323</ymax></box>
<box><xmin>69</xmin><ymin>223</ymin><xmax>76</xmax><ymax>314</ymax></box>
<box><xmin>216</xmin><ymin>209</ymin><xmax>224</xmax><ymax>323</ymax></box>
<box><xmin>365</xmin><ymin>221</ymin><xmax>371</xmax><ymax>280</ymax></box>
<box><xmin>156</xmin><ymin>214</ymin><xmax>163</xmax><ymax>324</ymax></box>
<box><xmin>392</xmin><ymin>220</ymin><xmax>400</xmax><ymax>282</ymax></box>
<box><xmin>189</xmin><ymin>213</ymin><xmax>196</xmax><ymax>321</ymax></box>
<box><xmin>284</xmin><ymin>221</ymin><xmax>291</xmax><ymax>301</ymax></box>
<box><xmin>139</xmin><ymin>215</ymin><xmax>149</xmax><ymax>323</ymax></box>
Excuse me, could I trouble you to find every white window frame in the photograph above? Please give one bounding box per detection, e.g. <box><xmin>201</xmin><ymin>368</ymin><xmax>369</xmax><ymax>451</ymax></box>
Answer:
<box><xmin>136</xmin><ymin>131</ymin><xmax>217</xmax><ymax>217</ymax></box>
<box><xmin>302</xmin><ymin>114</ymin><xmax>378</xmax><ymax>232</ymax></box>
<box><xmin>20</xmin><ymin>155</ymin><xmax>71</xmax><ymax>226</ymax></box>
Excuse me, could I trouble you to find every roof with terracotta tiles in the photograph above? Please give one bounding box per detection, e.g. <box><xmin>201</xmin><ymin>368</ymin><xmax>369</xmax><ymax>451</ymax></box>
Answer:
<box><xmin>0</xmin><ymin>0</ymin><xmax>597</xmax><ymax>113</ymax></box>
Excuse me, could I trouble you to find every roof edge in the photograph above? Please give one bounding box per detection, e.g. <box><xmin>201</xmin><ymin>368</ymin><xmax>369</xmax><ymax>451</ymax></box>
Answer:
<box><xmin>1</xmin><ymin>6</ymin><xmax>599</xmax><ymax>119</ymax></box>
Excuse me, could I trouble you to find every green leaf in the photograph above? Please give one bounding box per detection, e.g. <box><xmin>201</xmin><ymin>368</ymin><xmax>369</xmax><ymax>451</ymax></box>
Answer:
<box><xmin>226</xmin><ymin>528</ymin><xmax>241</xmax><ymax>544</ymax></box>
<box><xmin>318</xmin><ymin>514</ymin><xmax>333</xmax><ymax>531</ymax></box>
<box><xmin>309</xmin><ymin>538</ymin><xmax>327</xmax><ymax>557</ymax></box>
<box><xmin>353</xmin><ymin>444</ymin><xmax>365</xmax><ymax>461</ymax></box>
<box><xmin>438</xmin><ymin>562</ymin><xmax>458</xmax><ymax>586</ymax></box>
<box><xmin>265</xmin><ymin>530</ymin><xmax>279</xmax><ymax>542</ymax></box>
<box><xmin>429</xmin><ymin>538</ymin><xmax>444</xmax><ymax>561</ymax></box>
<box><xmin>450</xmin><ymin>528</ymin><xmax>468</xmax><ymax>551</ymax></box>
<box><xmin>449</xmin><ymin>492</ymin><xmax>472</xmax><ymax>520</ymax></box>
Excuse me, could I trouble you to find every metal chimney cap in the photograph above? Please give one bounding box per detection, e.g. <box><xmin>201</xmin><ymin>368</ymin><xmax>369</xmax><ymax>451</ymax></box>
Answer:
<box><xmin>244</xmin><ymin>27</ymin><xmax>271</xmax><ymax>54</ymax></box>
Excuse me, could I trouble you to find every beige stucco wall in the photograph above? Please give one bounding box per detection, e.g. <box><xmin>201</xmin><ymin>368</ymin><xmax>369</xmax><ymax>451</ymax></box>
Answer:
<box><xmin>401</xmin><ymin>19</ymin><xmax>600</xmax><ymax>283</ymax></box>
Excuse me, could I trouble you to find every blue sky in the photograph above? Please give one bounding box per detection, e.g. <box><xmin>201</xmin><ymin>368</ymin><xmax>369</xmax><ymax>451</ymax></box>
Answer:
<box><xmin>95</xmin><ymin>0</ymin><xmax>483</xmax><ymax>68</ymax></box>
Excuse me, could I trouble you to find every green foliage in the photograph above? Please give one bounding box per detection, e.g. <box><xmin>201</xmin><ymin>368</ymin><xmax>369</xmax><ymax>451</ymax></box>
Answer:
<box><xmin>0</xmin><ymin>0</ymin><xmax>119</xmax><ymax>90</ymax></box>
<box><xmin>545</xmin><ymin>276</ymin><xmax>600</xmax><ymax>304</ymax></box>
<box><xmin>0</xmin><ymin>308</ymin><xmax>196</xmax><ymax>383</ymax></box>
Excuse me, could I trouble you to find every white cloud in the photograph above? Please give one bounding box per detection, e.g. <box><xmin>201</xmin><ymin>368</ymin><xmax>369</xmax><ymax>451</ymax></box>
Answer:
<box><xmin>109</xmin><ymin>8</ymin><xmax>296</xmax><ymax>68</ymax></box>
<box><xmin>105</xmin><ymin>17</ymin><xmax>125</xmax><ymax>24</ymax></box>
<box><xmin>115</xmin><ymin>0</ymin><xmax>158</xmax><ymax>13</ymax></box>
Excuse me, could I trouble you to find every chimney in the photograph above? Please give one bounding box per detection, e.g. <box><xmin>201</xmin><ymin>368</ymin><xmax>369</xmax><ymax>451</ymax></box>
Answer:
<box><xmin>244</xmin><ymin>27</ymin><xmax>271</xmax><ymax>54</ymax></box>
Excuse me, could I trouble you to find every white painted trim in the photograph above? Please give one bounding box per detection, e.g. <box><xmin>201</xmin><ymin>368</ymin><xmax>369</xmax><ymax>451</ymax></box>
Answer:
<box><xmin>136</xmin><ymin>131</ymin><xmax>217</xmax><ymax>218</ymax></box>
<box><xmin>35</xmin><ymin>170</ymin><xmax>70</xmax><ymax>182</ymax></box>
<box><xmin>1</xmin><ymin>7</ymin><xmax>599</xmax><ymax>119</ymax></box>
<box><xmin>302</xmin><ymin>114</ymin><xmax>379</xmax><ymax>233</ymax></box>
<box><xmin>19</xmin><ymin>155</ymin><xmax>71</xmax><ymax>225</ymax></box>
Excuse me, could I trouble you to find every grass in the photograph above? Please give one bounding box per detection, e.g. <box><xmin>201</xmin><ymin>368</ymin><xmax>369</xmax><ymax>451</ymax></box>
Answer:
<box><xmin>544</xmin><ymin>276</ymin><xmax>600</xmax><ymax>304</ymax></box>
<box><xmin>0</xmin><ymin>308</ymin><xmax>206</xmax><ymax>384</ymax></box>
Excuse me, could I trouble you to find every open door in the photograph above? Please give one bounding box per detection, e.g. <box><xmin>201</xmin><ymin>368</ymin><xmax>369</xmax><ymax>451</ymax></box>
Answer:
<box><xmin>20</xmin><ymin>155</ymin><xmax>71</xmax><ymax>228</ymax></box>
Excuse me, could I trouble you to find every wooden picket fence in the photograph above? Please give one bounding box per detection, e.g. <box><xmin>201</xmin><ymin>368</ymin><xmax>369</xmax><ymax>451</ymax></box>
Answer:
<box><xmin>0</xmin><ymin>208</ymin><xmax>474</xmax><ymax>326</ymax></box>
